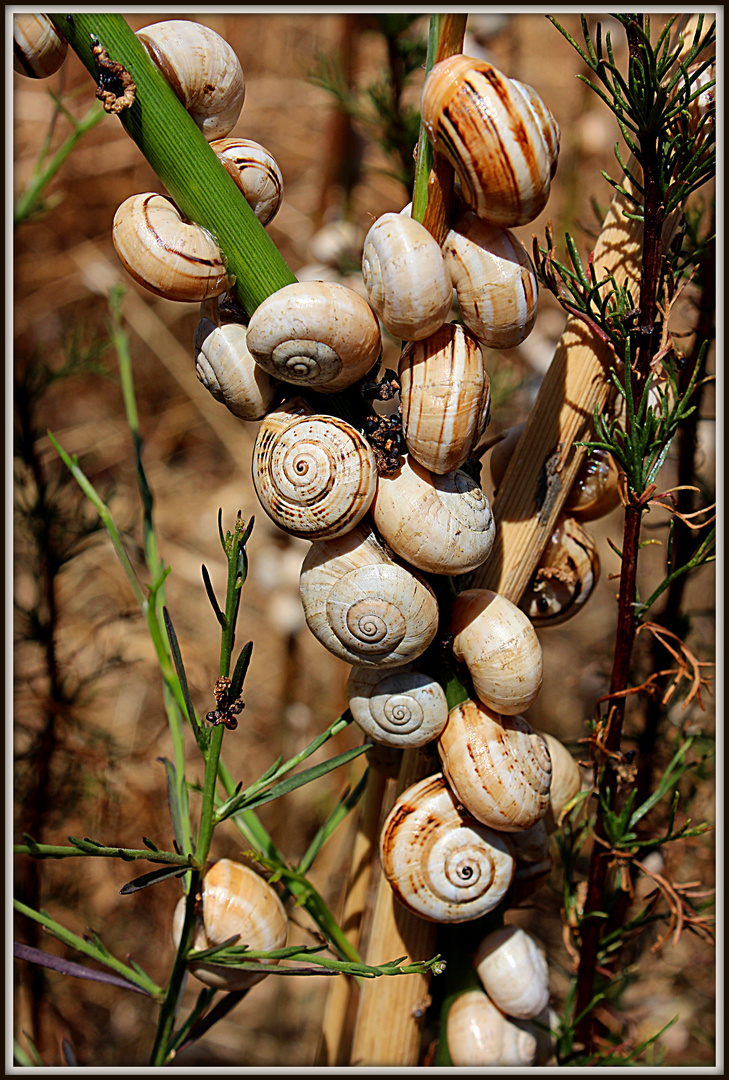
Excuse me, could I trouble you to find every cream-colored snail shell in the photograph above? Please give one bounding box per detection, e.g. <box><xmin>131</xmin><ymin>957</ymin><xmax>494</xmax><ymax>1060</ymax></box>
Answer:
<box><xmin>172</xmin><ymin>859</ymin><xmax>288</xmax><ymax>991</ymax></box>
<box><xmin>446</xmin><ymin>989</ymin><xmax>538</xmax><ymax>1066</ymax></box>
<box><xmin>474</xmin><ymin>926</ymin><xmax>550</xmax><ymax>1019</ymax></box>
<box><xmin>194</xmin><ymin>298</ymin><xmax>278</xmax><ymax>420</ymax></box>
<box><xmin>300</xmin><ymin>524</ymin><xmax>439</xmax><ymax>668</ymax></box>
<box><xmin>361</xmin><ymin>213</ymin><xmax>453</xmax><ymax>341</ymax></box>
<box><xmin>346</xmin><ymin>662</ymin><xmax>448</xmax><ymax>748</ymax></box>
<box><xmin>507</xmin><ymin>819</ymin><xmax>552</xmax><ymax>904</ymax></box>
<box><xmin>246</xmin><ymin>281</ymin><xmax>382</xmax><ymax>393</ymax></box>
<box><xmin>421</xmin><ymin>54</ymin><xmax>560</xmax><ymax>227</ymax></box>
<box><xmin>252</xmin><ymin>400</ymin><xmax>377</xmax><ymax>540</ymax></box>
<box><xmin>519</xmin><ymin>515</ymin><xmax>600</xmax><ymax>626</ymax></box>
<box><xmin>437</xmin><ymin>699</ymin><xmax>552</xmax><ymax>832</ymax></box>
<box><xmin>380</xmin><ymin>774</ymin><xmax>515</xmax><ymax>923</ymax></box>
<box><xmin>399</xmin><ymin>321</ymin><xmax>491</xmax><ymax>474</ymax></box>
<box><xmin>442</xmin><ymin>211</ymin><xmax>538</xmax><ymax>349</ymax></box>
<box><xmin>540</xmin><ymin>731</ymin><xmax>582</xmax><ymax>827</ymax></box>
<box><xmin>13</xmin><ymin>14</ymin><xmax>68</xmax><ymax>78</ymax></box>
<box><xmin>136</xmin><ymin>20</ymin><xmax>245</xmax><ymax>140</ymax></box>
<box><xmin>210</xmin><ymin>138</ymin><xmax>284</xmax><ymax>226</ymax></box>
<box><xmin>450</xmin><ymin>589</ymin><xmax>544</xmax><ymax>715</ymax></box>
<box><xmin>112</xmin><ymin>192</ymin><xmax>234</xmax><ymax>302</ymax></box>
<box><xmin>371</xmin><ymin>456</ymin><xmax>495</xmax><ymax>576</ymax></box>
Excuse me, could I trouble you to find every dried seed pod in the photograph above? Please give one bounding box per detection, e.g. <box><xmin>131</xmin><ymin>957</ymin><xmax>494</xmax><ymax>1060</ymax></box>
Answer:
<box><xmin>246</xmin><ymin>281</ymin><xmax>382</xmax><ymax>393</ymax></box>
<box><xmin>442</xmin><ymin>211</ymin><xmax>538</xmax><ymax>349</ymax></box>
<box><xmin>540</xmin><ymin>732</ymin><xmax>582</xmax><ymax>826</ymax></box>
<box><xmin>300</xmin><ymin>524</ymin><xmax>439</xmax><ymax>668</ymax></box>
<box><xmin>361</xmin><ymin>212</ymin><xmax>453</xmax><ymax>341</ymax></box>
<box><xmin>446</xmin><ymin>989</ymin><xmax>538</xmax><ymax>1066</ymax></box>
<box><xmin>346</xmin><ymin>663</ymin><xmax>448</xmax><ymax>748</ymax></box>
<box><xmin>194</xmin><ymin>296</ymin><xmax>278</xmax><ymax>420</ymax></box>
<box><xmin>450</xmin><ymin>589</ymin><xmax>544</xmax><ymax>715</ymax></box>
<box><xmin>252</xmin><ymin>400</ymin><xmax>377</xmax><ymax>540</ymax></box>
<box><xmin>13</xmin><ymin>14</ymin><xmax>67</xmax><ymax>78</ymax></box>
<box><xmin>474</xmin><ymin>927</ymin><xmax>550</xmax><ymax>1019</ymax></box>
<box><xmin>519</xmin><ymin>515</ymin><xmax>600</xmax><ymax>626</ymax></box>
<box><xmin>136</xmin><ymin>20</ymin><xmax>245</xmax><ymax>140</ymax></box>
<box><xmin>399</xmin><ymin>322</ymin><xmax>491</xmax><ymax>474</ymax></box>
<box><xmin>112</xmin><ymin>192</ymin><xmax>234</xmax><ymax>302</ymax></box>
<box><xmin>437</xmin><ymin>699</ymin><xmax>552</xmax><ymax>832</ymax></box>
<box><xmin>380</xmin><ymin>774</ymin><xmax>515</xmax><ymax>922</ymax></box>
<box><xmin>371</xmin><ymin>456</ymin><xmax>495</xmax><ymax>576</ymax></box>
<box><xmin>421</xmin><ymin>54</ymin><xmax>559</xmax><ymax>227</ymax></box>
<box><xmin>172</xmin><ymin>859</ymin><xmax>288</xmax><ymax>991</ymax></box>
<box><xmin>210</xmin><ymin>138</ymin><xmax>284</xmax><ymax>226</ymax></box>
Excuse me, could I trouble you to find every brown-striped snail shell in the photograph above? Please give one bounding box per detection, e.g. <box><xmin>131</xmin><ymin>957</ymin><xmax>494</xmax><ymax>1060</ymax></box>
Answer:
<box><xmin>421</xmin><ymin>54</ymin><xmax>559</xmax><ymax>227</ymax></box>
<box><xmin>446</xmin><ymin>989</ymin><xmax>539</xmax><ymax>1066</ymax></box>
<box><xmin>442</xmin><ymin>211</ymin><xmax>538</xmax><ymax>349</ymax></box>
<box><xmin>346</xmin><ymin>663</ymin><xmax>449</xmax><ymax>748</ymax></box>
<box><xmin>437</xmin><ymin>699</ymin><xmax>552</xmax><ymax>832</ymax></box>
<box><xmin>299</xmin><ymin>524</ymin><xmax>439</xmax><ymax>668</ymax></box>
<box><xmin>540</xmin><ymin>731</ymin><xmax>582</xmax><ymax>827</ymax></box>
<box><xmin>210</xmin><ymin>138</ymin><xmax>284</xmax><ymax>226</ymax></box>
<box><xmin>13</xmin><ymin>14</ymin><xmax>68</xmax><ymax>78</ymax></box>
<box><xmin>252</xmin><ymin>399</ymin><xmax>377</xmax><ymax>540</ymax></box>
<box><xmin>399</xmin><ymin>322</ymin><xmax>491</xmax><ymax>475</ymax></box>
<box><xmin>474</xmin><ymin>927</ymin><xmax>550</xmax><ymax>1019</ymax></box>
<box><xmin>380</xmin><ymin>774</ymin><xmax>515</xmax><ymax>923</ymax></box>
<box><xmin>172</xmin><ymin>859</ymin><xmax>288</xmax><ymax>991</ymax></box>
<box><xmin>450</xmin><ymin>589</ymin><xmax>544</xmax><ymax>715</ymax></box>
<box><xmin>519</xmin><ymin>515</ymin><xmax>600</xmax><ymax>626</ymax></box>
<box><xmin>112</xmin><ymin>192</ymin><xmax>234</xmax><ymax>302</ymax></box>
<box><xmin>136</xmin><ymin>20</ymin><xmax>245</xmax><ymax>140</ymax></box>
<box><xmin>507</xmin><ymin>819</ymin><xmax>552</xmax><ymax>904</ymax></box>
<box><xmin>371</xmin><ymin>456</ymin><xmax>495</xmax><ymax>576</ymax></box>
<box><xmin>246</xmin><ymin>281</ymin><xmax>382</xmax><ymax>392</ymax></box>
<box><xmin>361</xmin><ymin>213</ymin><xmax>453</xmax><ymax>341</ymax></box>
<box><xmin>194</xmin><ymin>296</ymin><xmax>278</xmax><ymax>420</ymax></box>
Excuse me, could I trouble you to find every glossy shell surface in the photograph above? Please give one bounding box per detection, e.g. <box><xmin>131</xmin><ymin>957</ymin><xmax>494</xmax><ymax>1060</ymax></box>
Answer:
<box><xmin>211</xmin><ymin>137</ymin><xmax>284</xmax><ymax>226</ymax></box>
<box><xmin>13</xmin><ymin>14</ymin><xmax>67</xmax><ymax>78</ymax></box>
<box><xmin>346</xmin><ymin>663</ymin><xmax>449</xmax><ymax>748</ymax></box>
<box><xmin>541</xmin><ymin>731</ymin><xmax>581</xmax><ymax>824</ymax></box>
<box><xmin>446</xmin><ymin>989</ymin><xmax>538</xmax><ymax>1066</ymax></box>
<box><xmin>194</xmin><ymin>310</ymin><xmax>278</xmax><ymax>420</ymax></box>
<box><xmin>519</xmin><ymin>515</ymin><xmax>600</xmax><ymax>626</ymax></box>
<box><xmin>474</xmin><ymin>926</ymin><xmax>550</xmax><ymax>1019</ymax></box>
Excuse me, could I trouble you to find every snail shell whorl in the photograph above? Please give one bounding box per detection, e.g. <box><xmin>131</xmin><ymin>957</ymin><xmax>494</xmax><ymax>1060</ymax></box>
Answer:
<box><xmin>380</xmin><ymin>774</ymin><xmax>515</xmax><ymax>922</ymax></box>
<box><xmin>519</xmin><ymin>515</ymin><xmax>600</xmax><ymax>626</ymax></box>
<box><xmin>446</xmin><ymin>988</ymin><xmax>538</xmax><ymax>1066</ymax></box>
<box><xmin>450</xmin><ymin>589</ymin><xmax>544</xmax><ymax>715</ymax></box>
<box><xmin>211</xmin><ymin>138</ymin><xmax>284</xmax><ymax>226</ymax></box>
<box><xmin>473</xmin><ymin>926</ymin><xmax>550</xmax><ymax>1019</ymax></box>
<box><xmin>13</xmin><ymin>14</ymin><xmax>67</xmax><ymax>78</ymax></box>
<box><xmin>194</xmin><ymin>305</ymin><xmax>278</xmax><ymax>420</ymax></box>
<box><xmin>541</xmin><ymin>732</ymin><xmax>582</xmax><ymax>825</ymax></box>
<box><xmin>346</xmin><ymin>663</ymin><xmax>448</xmax><ymax>748</ymax></box>
<box><xmin>437</xmin><ymin>699</ymin><xmax>552</xmax><ymax>832</ymax></box>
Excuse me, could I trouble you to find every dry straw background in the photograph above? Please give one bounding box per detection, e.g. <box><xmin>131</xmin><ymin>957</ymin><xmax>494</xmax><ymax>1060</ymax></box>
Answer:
<box><xmin>13</xmin><ymin>12</ymin><xmax>715</xmax><ymax>1068</ymax></box>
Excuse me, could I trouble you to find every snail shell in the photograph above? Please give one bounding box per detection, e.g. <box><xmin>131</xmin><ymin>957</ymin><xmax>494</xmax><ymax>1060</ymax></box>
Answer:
<box><xmin>371</xmin><ymin>456</ymin><xmax>495</xmax><ymax>576</ymax></box>
<box><xmin>421</xmin><ymin>54</ymin><xmax>560</xmax><ymax>227</ymax></box>
<box><xmin>380</xmin><ymin>774</ymin><xmax>515</xmax><ymax>923</ymax></box>
<box><xmin>210</xmin><ymin>138</ymin><xmax>284</xmax><ymax>226</ymax></box>
<box><xmin>399</xmin><ymin>321</ymin><xmax>491</xmax><ymax>474</ymax></box>
<box><xmin>194</xmin><ymin>296</ymin><xmax>278</xmax><ymax>420</ymax></box>
<box><xmin>519</xmin><ymin>515</ymin><xmax>600</xmax><ymax>626</ymax></box>
<box><xmin>300</xmin><ymin>523</ymin><xmax>439</xmax><ymax>668</ymax></box>
<box><xmin>13</xmin><ymin>14</ymin><xmax>67</xmax><ymax>78</ymax></box>
<box><xmin>136</xmin><ymin>20</ymin><xmax>245</xmax><ymax>140</ymax></box>
<box><xmin>564</xmin><ymin>448</ymin><xmax>621</xmax><ymax>520</ymax></box>
<box><xmin>446</xmin><ymin>989</ymin><xmax>538</xmax><ymax>1066</ymax></box>
<box><xmin>112</xmin><ymin>192</ymin><xmax>234</xmax><ymax>302</ymax></box>
<box><xmin>346</xmin><ymin>663</ymin><xmax>448</xmax><ymax>748</ymax></box>
<box><xmin>474</xmin><ymin>927</ymin><xmax>550</xmax><ymax>1019</ymax></box>
<box><xmin>507</xmin><ymin>819</ymin><xmax>552</xmax><ymax>904</ymax></box>
<box><xmin>361</xmin><ymin>213</ymin><xmax>453</xmax><ymax>342</ymax></box>
<box><xmin>246</xmin><ymin>281</ymin><xmax>382</xmax><ymax>393</ymax></box>
<box><xmin>442</xmin><ymin>211</ymin><xmax>538</xmax><ymax>349</ymax></box>
<box><xmin>540</xmin><ymin>732</ymin><xmax>582</xmax><ymax>827</ymax></box>
<box><xmin>450</xmin><ymin>589</ymin><xmax>544</xmax><ymax>715</ymax></box>
<box><xmin>437</xmin><ymin>699</ymin><xmax>552</xmax><ymax>832</ymax></box>
<box><xmin>252</xmin><ymin>400</ymin><xmax>377</xmax><ymax>540</ymax></box>
<box><xmin>172</xmin><ymin>859</ymin><xmax>288</xmax><ymax>991</ymax></box>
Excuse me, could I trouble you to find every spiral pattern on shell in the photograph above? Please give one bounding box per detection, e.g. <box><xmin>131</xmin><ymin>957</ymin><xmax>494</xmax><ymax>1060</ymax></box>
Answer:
<box><xmin>194</xmin><ymin>309</ymin><xmax>278</xmax><ymax>421</ymax></box>
<box><xmin>346</xmin><ymin>663</ymin><xmax>449</xmax><ymax>747</ymax></box>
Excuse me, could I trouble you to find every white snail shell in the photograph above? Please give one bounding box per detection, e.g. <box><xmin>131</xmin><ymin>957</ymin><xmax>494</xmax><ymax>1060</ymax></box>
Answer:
<box><xmin>399</xmin><ymin>321</ymin><xmax>491</xmax><ymax>475</ymax></box>
<box><xmin>252</xmin><ymin>400</ymin><xmax>377</xmax><ymax>540</ymax></box>
<box><xmin>112</xmin><ymin>192</ymin><xmax>234</xmax><ymax>302</ymax></box>
<box><xmin>450</xmin><ymin>589</ymin><xmax>544</xmax><ymax>716</ymax></box>
<box><xmin>446</xmin><ymin>989</ymin><xmax>538</xmax><ymax>1065</ymax></box>
<box><xmin>137</xmin><ymin>20</ymin><xmax>245</xmax><ymax>140</ymax></box>
<box><xmin>474</xmin><ymin>927</ymin><xmax>550</xmax><ymax>1019</ymax></box>
<box><xmin>361</xmin><ymin>213</ymin><xmax>453</xmax><ymax>341</ymax></box>
<box><xmin>540</xmin><ymin>731</ymin><xmax>582</xmax><ymax>826</ymax></box>
<box><xmin>437</xmin><ymin>699</ymin><xmax>552</xmax><ymax>832</ymax></box>
<box><xmin>246</xmin><ymin>281</ymin><xmax>382</xmax><ymax>393</ymax></box>
<box><xmin>346</xmin><ymin>663</ymin><xmax>448</xmax><ymax>748</ymax></box>
<box><xmin>300</xmin><ymin>524</ymin><xmax>439</xmax><ymax>668</ymax></box>
<box><xmin>380</xmin><ymin>774</ymin><xmax>515</xmax><ymax>923</ymax></box>
<box><xmin>13</xmin><ymin>14</ymin><xmax>67</xmax><ymax>78</ymax></box>
<box><xmin>442</xmin><ymin>211</ymin><xmax>538</xmax><ymax>349</ymax></box>
<box><xmin>421</xmin><ymin>55</ymin><xmax>560</xmax><ymax>227</ymax></box>
<box><xmin>519</xmin><ymin>515</ymin><xmax>600</xmax><ymax>626</ymax></box>
<box><xmin>172</xmin><ymin>859</ymin><xmax>288</xmax><ymax>991</ymax></box>
<box><xmin>210</xmin><ymin>138</ymin><xmax>284</xmax><ymax>226</ymax></box>
<box><xmin>194</xmin><ymin>297</ymin><xmax>278</xmax><ymax>420</ymax></box>
<box><xmin>371</xmin><ymin>456</ymin><xmax>495</xmax><ymax>576</ymax></box>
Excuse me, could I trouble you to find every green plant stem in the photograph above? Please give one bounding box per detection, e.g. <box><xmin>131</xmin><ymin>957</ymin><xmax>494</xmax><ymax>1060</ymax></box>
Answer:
<box><xmin>14</xmin><ymin>842</ymin><xmax>191</xmax><ymax>865</ymax></box>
